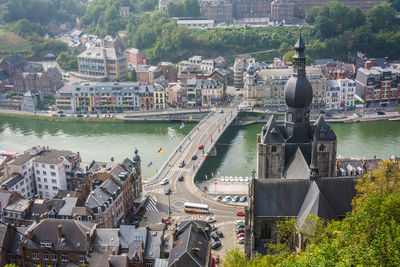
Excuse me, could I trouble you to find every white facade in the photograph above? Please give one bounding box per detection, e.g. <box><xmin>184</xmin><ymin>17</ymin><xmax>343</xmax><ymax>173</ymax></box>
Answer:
<box><xmin>34</xmin><ymin>160</ymin><xmax>68</xmax><ymax>200</ymax></box>
<box><xmin>201</xmin><ymin>60</ymin><xmax>215</xmax><ymax>72</ymax></box>
<box><xmin>326</xmin><ymin>79</ymin><xmax>355</xmax><ymax>111</ymax></box>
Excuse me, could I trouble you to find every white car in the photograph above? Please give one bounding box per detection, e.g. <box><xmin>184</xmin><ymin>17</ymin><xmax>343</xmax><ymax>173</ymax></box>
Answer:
<box><xmin>238</xmin><ymin>237</ymin><xmax>245</xmax><ymax>244</ymax></box>
<box><xmin>206</xmin><ymin>216</ymin><xmax>216</xmax><ymax>223</ymax></box>
<box><xmin>235</xmin><ymin>220</ymin><xmax>244</xmax><ymax>225</ymax></box>
<box><xmin>159</xmin><ymin>178</ymin><xmax>169</xmax><ymax>185</ymax></box>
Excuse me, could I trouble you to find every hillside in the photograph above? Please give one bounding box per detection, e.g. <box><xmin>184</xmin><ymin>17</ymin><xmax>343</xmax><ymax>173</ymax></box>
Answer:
<box><xmin>0</xmin><ymin>29</ymin><xmax>32</xmax><ymax>58</ymax></box>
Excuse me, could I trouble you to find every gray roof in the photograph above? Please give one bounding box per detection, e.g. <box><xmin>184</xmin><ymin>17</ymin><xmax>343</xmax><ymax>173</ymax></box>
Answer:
<box><xmin>261</xmin><ymin>116</ymin><xmax>285</xmax><ymax>144</ymax></box>
<box><xmin>0</xmin><ymin>69</ymin><xmax>10</xmax><ymax>81</ymax></box>
<box><xmin>86</xmin><ymin>178</ymin><xmax>121</xmax><ymax>209</ymax></box>
<box><xmin>119</xmin><ymin>225</ymin><xmax>146</xmax><ymax>249</ymax></box>
<box><xmin>23</xmin><ymin>218</ymin><xmax>95</xmax><ymax>252</ymax></box>
<box><xmin>108</xmin><ymin>255</ymin><xmax>128</xmax><ymax>267</ymax></box>
<box><xmin>0</xmin><ymin>190</ymin><xmax>13</xmax><ymax>211</ymax></box>
<box><xmin>313</xmin><ymin>115</ymin><xmax>337</xmax><ymax>141</ymax></box>
<box><xmin>34</xmin><ymin>149</ymin><xmax>70</xmax><ymax>165</ymax></box>
<box><xmin>168</xmin><ymin>221</ymin><xmax>210</xmax><ymax>267</ymax></box>
<box><xmin>128</xmin><ymin>241</ymin><xmax>144</xmax><ymax>261</ymax></box>
<box><xmin>94</xmin><ymin>228</ymin><xmax>120</xmax><ymax>247</ymax></box>
<box><xmin>284</xmin><ymin>147</ymin><xmax>310</xmax><ymax>179</ymax></box>
<box><xmin>58</xmin><ymin>196</ymin><xmax>78</xmax><ymax>216</ymax></box>
<box><xmin>27</xmin><ymin>198</ymin><xmax>65</xmax><ymax>220</ymax></box>
<box><xmin>2</xmin><ymin>173</ymin><xmax>24</xmax><ymax>189</ymax></box>
<box><xmin>145</xmin><ymin>229</ymin><xmax>163</xmax><ymax>259</ymax></box>
<box><xmin>254</xmin><ymin>177</ymin><xmax>357</xmax><ymax>218</ymax></box>
<box><xmin>1</xmin><ymin>54</ymin><xmax>25</xmax><ymax>66</ymax></box>
<box><xmin>314</xmin><ymin>58</ymin><xmax>335</xmax><ymax>65</ymax></box>
<box><xmin>8</xmin><ymin>152</ymin><xmax>35</xmax><ymax>166</ymax></box>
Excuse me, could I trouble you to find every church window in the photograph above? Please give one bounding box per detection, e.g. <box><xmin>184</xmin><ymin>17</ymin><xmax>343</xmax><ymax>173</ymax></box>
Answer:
<box><xmin>271</xmin><ymin>146</ymin><xmax>277</xmax><ymax>153</ymax></box>
<box><xmin>287</xmin><ymin>112</ymin><xmax>293</xmax><ymax>122</ymax></box>
<box><xmin>319</xmin><ymin>144</ymin><xmax>325</xmax><ymax>152</ymax></box>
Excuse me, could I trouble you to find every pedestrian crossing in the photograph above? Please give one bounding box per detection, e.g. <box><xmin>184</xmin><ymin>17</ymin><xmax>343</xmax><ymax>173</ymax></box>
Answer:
<box><xmin>214</xmin><ymin>220</ymin><xmax>236</xmax><ymax>227</ymax></box>
<box><xmin>145</xmin><ymin>188</ymin><xmax>164</xmax><ymax>194</ymax></box>
<box><xmin>145</xmin><ymin>197</ymin><xmax>158</xmax><ymax>212</ymax></box>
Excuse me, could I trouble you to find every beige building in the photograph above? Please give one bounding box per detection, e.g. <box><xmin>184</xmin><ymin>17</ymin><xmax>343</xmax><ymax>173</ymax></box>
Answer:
<box><xmin>244</xmin><ymin>66</ymin><xmax>327</xmax><ymax>110</ymax></box>
<box><xmin>78</xmin><ymin>47</ymin><xmax>128</xmax><ymax>81</ymax></box>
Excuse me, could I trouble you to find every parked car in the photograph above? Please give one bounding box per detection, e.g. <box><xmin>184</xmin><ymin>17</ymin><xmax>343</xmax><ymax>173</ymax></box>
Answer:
<box><xmin>222</xmin><ymin>196</ymin><xmax>231</xmax><ymax>202</ymax></box>
<box><xmin>237</xmin><ymin>224</ymin><xmax>245</xmax><ymax>230</ymax></box>
<box><xmin>51</xmin><ymin>114</ymin><xmax>58</xmax><ymax>117</ymax></box>
<box><xmin>206</xmin><ymin>216</ymin><xmax>216</xmax><ymax>223</ymax></box>
<box><xmin>211</xmin><ymin>241</ymin><xmax>222</xmax><ymax>250</ymax></box>
<box><xmin>76</xmin><ymin>114</ymin><xmax>83</xmax><ymax>118</ymax></box>
<box><xmin>57</xmin><ymin>110</ymin><xmax>64</xmax><ymax>114</ymax></box>
<box><xmin>218</xmin><ymin>108</ymin><xmax>224</xmax><ymax>113</ymax></box>
<box><xmin>214</xmin><ymin>195</ymin><xmax>222</xmax><ymax>201</ymax></box>
<box><xmin>240</xmin><ymin>196</ymin><xmax>247</xmax><ymax>202</ymax></box>
<box><xmin>237</xmin><ymin>210</ymin><xmax>245</xmax><ymax>216</ymax></box>
<box><xmin>59</xmin><ymin>114</ymin><xmax>66</xmax><ymax>117</ymax></box>
<box><xmin>198</xmin><ymin>144</ymin><xmax>204</xmax><ymax>150</ymax></box>
<box><xmin>211</xmin><ymin>233</ymin><xmax>220</xmax><ymax>241</ymax></box>
<box><xmin>238</xmin><ymin>237</ymin><xmax>245</xmax><ymax>244</ymax></box>
<box><xmin>237</xmin><ymin>232</ymin><xmax>244</xmax><ymax>238</ymax></box>
<box><xmin>162</xmin><ymin>217</ymin><xmax>171</xmax><ymax>225</ymax></box>
<box><xmin>192</xmin><ymin>155</ymin><xmax>198</xmax><ymax>160</ymax></box>
<box><xmin>377</xmin><ymin>111</ymin><xmax>385</xmax><ymax>115</ymax></box>
<box><xmin>237</xmin><ymin>228</ymin><xmax>244</xmax><ymax>234</ymax></box>
<box><xmin>178</xmin><ymin>160</ymin><xmax>185</xmax><ymax>167</ymax></box>
<box><xmin>159</xmin><ymin>178</ymin><xmax>169</xmax><ymax>185</ymax></box>
<box><xmin>215</xmin><ymin>230</ymin><xmax>224</xmax><ymax>238</ymax></box>
<box><xmin>178</xmin><ymin>175</ymin><xmax>184</xmax><ymax>181</ymax></box>
<box><xmin>235</xmin><ymin>220</ymin><xmax>244</xmax><ymax>225</ymax></box>
<box><xmin>164</xmin><ymin>188</ymin><xmax>171</xmax><ymax>195</ymax></box>
<box><xmin>232</xmin><ymin>196</ymin><xmax>240</xmax><ymax>202</ymax></box>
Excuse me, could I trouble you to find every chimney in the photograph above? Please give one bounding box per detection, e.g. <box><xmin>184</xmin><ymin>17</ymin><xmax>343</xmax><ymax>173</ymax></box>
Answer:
<box><xmin>111</xmin><ymin>157</ymin><xmax>114</xmax><ymax>162</ymax></box>
<box><xmin>27</xmin><ymin>229</ymin><xmax>34</xmax><ymax>239</ymax></box>
<box><xmin>34</xmin><ymin>214</ymin><xmax>40</xmax><ymax>224</ymax></box>
<box><xmin>57</xmin><ymin>224</ymin><xmax>63</xmax><ymax>238</ymax></box>
<box><xmin>86</xmin><ymin>231</ymin><xmax>91</xmax><ymax>242</ymax></box>
<box><xmin>192</xmin><ymin>248</ymin><xmax>200</xmax><ymax>256</ymax></box>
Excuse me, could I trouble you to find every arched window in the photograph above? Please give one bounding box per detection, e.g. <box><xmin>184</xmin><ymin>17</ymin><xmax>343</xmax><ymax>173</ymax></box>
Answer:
<box><xmin>271</xmin><ymin>146</ymin><xmax>277</xmax><ymax>152</ymax></box>
<box><xmin>319</xmin><ymin>144</ymin><xmax>325</xmax><ymax>152</ymax></box>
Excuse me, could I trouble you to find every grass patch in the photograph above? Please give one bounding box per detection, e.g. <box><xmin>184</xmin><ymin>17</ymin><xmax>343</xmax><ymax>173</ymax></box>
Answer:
<box><xmin>0</xmin><ymin>29</ymin><xmax>33</xmax><ymax>58</ymax></box>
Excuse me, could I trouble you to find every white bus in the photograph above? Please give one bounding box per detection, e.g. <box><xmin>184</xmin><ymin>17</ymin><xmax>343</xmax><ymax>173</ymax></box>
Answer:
<box><xmin>184</xmin><ymin>202</ymin><xmax>209</xmax><ymax>214</ymax></box>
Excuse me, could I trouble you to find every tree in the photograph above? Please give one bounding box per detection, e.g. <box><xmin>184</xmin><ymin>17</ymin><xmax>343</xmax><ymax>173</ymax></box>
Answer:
<box><xmin>284</xmin><ymin>50</ymin><xmax>294</xmax><ymax>62</ymax></box>
<box><xmin>183</xmin><ymin>0</ymin><xmax>200</xmax><ymax>17</ymax></box>
<box><xmin>305</xmin><ymin>6</ymin><xmax>323</xmax><ymax>24</ymax></box>
<box><xmin>129</xmin><ymin>69</ymin><xmax>137</xmax><ymax>81</ymax></box>
<box><xmin>367</xmin><ymin>2</ymin><xmax>397</xmax><ymax>32</ymax></box>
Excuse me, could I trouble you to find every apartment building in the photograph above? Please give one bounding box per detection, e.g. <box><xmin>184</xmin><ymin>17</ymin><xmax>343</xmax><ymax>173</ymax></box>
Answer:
<box><xmin>125</xmin><ymin>48</ymin><xmax>148</xmax><ymax>67</ymax></box>
<box><xmin>167</xmin><ymin>83</ymin><xmax>187</xmax><ymax>108</ymax></box>
<box><xmin>234</xmin><ymin>55</ymin><xmax>255</xmax><ymax>89</ymax></box>
<box><xmin>154</xmin><ymin>85</ymin><xmax>167</xmax><ymax>110</ymax></box>
<box><xmin>201</xmin><ymin>0</ymin><xmax>233</xmax><ymax>23</ymax></box>
<box><xmin>326</xmin><ymin>79</ymin><xmax>355</xmax><ymax>111</ymax></box>
<box><xmin>244</xmin><ymin>66</ymin><xmax>326</xmax><ymax>110</ymax></box>
<box><xmin>56</xmin><ymin>82</ymin><xmax>143</xmax><ymax>113</ymax></box>
<box><xmin>2</xmin><ymin>147</ymin><xmax>78</xmax><ymax>200</ymax></box>
<box><xmin>355</xmin><ymin>67</ymin><xmax>400</xmax><ymax>107</ymax></box>
<box><xmin>270</xmin><ymin>0</ymin><xmax>295</xmax><ymax>24</ymax></box>
<box><xmin>78</xmin><ymin>47</ymin><xmax>128</xmax><ymax>81</ymax></box>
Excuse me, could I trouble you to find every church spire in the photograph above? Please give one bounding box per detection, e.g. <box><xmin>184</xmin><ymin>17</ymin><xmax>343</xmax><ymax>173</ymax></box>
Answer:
<box><xmin>293</xmin><ymin>30</ymin><xmax>306</xmax><ymax>77</ymax></box>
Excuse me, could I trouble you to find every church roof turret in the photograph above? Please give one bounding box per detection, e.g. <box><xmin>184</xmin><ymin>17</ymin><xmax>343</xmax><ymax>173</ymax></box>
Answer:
<box><xmin>284</xmin><ymin>32</ymin><xmax>313</xmax><ymax>109</ymax></box>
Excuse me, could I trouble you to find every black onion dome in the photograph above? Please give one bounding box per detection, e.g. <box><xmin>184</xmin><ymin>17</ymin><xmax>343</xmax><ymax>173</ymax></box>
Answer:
<box><xmin>284</xmin><ymin>75</ymin><xmax>313</xmax><ymax>108</ymax></box>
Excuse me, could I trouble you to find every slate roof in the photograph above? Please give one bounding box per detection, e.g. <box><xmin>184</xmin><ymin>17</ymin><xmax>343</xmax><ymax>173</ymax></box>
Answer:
<box><xmin>108</xmin><ymin>255</ymin><xmax>128</xmax><ymax>267</ymax></box>
<box><xmin>58</xmin><ymin>196</ymin><xmax>78</xmax><ymax>217</ymax></box>
<box><xmin>312</xmin><ymin>115</ymin><xmax>337</xmax><ymax>141</ymax></box>
<box><xmin>261</xmin><ymin>116</ymin><xmax>285</xmax><ymax>144</ymax></box>
<box><xmin>86</xmin><ymin>178</ymin><xmax>121</xmax><ymax>210</ymax></box>
<box><xmin>9</xmin><ymin>152</ymin><xmax>35</xmax><ymax>166</ymax></box>
<box><xmin>94</xmin><ymin>228</ymin><xmax>120</xmax><ymax>247</ymax></box>
<box><xmin>2</xmin><ymin>173</ymin><xmax>24</xmax><ymax>188</ymax></box>
<box><xmin>284</xmin><ymin>147</ymin><xmax>310</xmax><ymax>179</ymax></box>
<box><xmin>145</xmin><ymin>229</ymin><xmax>163</xmax><ymax>259</ymax></box>
<box><xmin>22</xmin><ymin>219</ymin><xmax>95</xmax><ymax>252</ymax></box>
<box><xmin>119</xmin><ymin>225</ymin><xmax>146</xmax><ymax>250</ymax></box>
<box><xmin>168</xmin><ymin>221</ymin><xmax>211</xmax><ymax>267</ymax></box>
<box><xmin>27</xmin><ymin>198</ymin><xmax>65</xmax><ymax>220</ymax></box>
<box><xmin>0</xmin><ymin>190</ymin><xmax>13</xmax><ymax>211</ymax></box>
<box><xmin>0</xmin><ymin>69</ymin><xmax>10</xmax><ymax>81</ymax></box>
<box><xmin>254</xmin><ymin>177</ymin><xmax>357</xmax><ymax>219</ymax></box>
<box><xmin>128</xmin><ymin>241</ymin><xmax>144</xmax><ymax>261</ymax></box>
<box><xmin>314</xmin><ymin>58</ymin><xmax>335</xmax><ymax>65</ymax></box>
<box><xmin>1</xmin><ymin>54</ymin><xmax>25</xmax><ymax>66</ymax></box>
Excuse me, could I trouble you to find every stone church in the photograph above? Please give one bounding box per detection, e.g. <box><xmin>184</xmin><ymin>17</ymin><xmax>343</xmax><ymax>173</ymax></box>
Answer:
<box><xmin>245</xmin><ymin>34</ymin><xmax>358</xmax><ymax>257</ymax></box>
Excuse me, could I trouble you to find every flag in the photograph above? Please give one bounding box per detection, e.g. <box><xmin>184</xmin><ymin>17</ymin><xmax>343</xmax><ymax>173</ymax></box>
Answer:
<box><xmin>170</xmin><ymin>134</ymin><xmax>175</xmax><ymax>140</ymax></box>
<box><xmin>157</xmin><ymin>148</ymin><xmax>163</xmax><ymax>154</ymax></box>
<box><xmin>180</xmin><ymin>122</ymin><xmax>185</xmax><ymax>129</ymax></box>
<box><xmin>147</xmin><ymin>161</ymin><xmax>153</xmax><ymax>167</ymax></box>
<box><xmin>189</xmin><ymin>116</ymin><xmax>192</xmax><ymax>122</ymax></box>
<box><xmin>204</xmin><ymin>152</ymin><xmax>208</xmax><ymax>159</ymax></box>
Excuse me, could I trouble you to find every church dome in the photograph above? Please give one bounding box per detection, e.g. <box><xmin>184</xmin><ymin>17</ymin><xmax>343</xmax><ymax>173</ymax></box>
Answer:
<box><xmin>284</xmin><ymin>76</ymin><xmax>313</xmax><ymax>108</ymax></box>
<box><xmin>284</xmin><ymin>33</ymin><xmax>313</xmax><ymax>109</ymax></box>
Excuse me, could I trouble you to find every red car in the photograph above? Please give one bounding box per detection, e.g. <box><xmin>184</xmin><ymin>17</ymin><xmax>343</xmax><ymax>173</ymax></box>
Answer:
<box><xmin>236</xmin><ymin>211</ymin><xmax>245</xmax><ymax>216</ymax></box>
<box><xmin>198</xmin><ymin>144</ymin><xmax>204</xmax><ymax>150</ymax></box>
<box><xmin>161</xmin><ymin>217</ymin><xmax>171</xmax><ymax>225</ymax></box>
<box><xmin>237</xmin><ymin>233</ymin><xmax>244</xmax><ymax>238</ymax></box>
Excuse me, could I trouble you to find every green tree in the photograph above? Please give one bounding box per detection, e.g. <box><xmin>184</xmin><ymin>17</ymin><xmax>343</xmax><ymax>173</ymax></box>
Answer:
<box><xmin>183</xmin><ymin>0</ymin><xmax>200</xmax><ymax>17</ymax></box>
<box><xmin>129</xmin><ymin>69</ymin><xmax>137</xmax><ymax>81</ymax></box>
<box><xmin>284</xmin><ymin>50</ymin><xmax>294</xmax><ymax>62</ymax></box>
<box><xmin>305</xmin><ymin>6</ymin><xmax>323</xmax><ymax>24</ymax></box>
<box><xmin>367</xmin><ymin>2</ymin><xmax>397</xmax><ymax>32</ymax></box>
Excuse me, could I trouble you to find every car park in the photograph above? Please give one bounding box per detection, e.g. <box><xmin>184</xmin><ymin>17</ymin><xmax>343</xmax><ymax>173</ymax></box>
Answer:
<box><xmin>211</xmin><ymin>241</ymin><xmax>222</xmax><ymax>250</ymax></box>
<box><xmin>232</xmin><ymin>196</ymin><xmax>240</xmax><ymax>202</ymax></box>
<box><xmin>164</xmin><ymin>188</ymin><xmax>171</xmax><ymax>195</ymax></box>
<box><xmin>240</xmin><ymin>196</ymin><xmax>247</xmax><ymax>202</ymax></box>
<box><xmin>159</xmin><ymin>178</ymin><xmax>169</xmax><ymax>185</ymax></box>
<box><xmin>237</xmin><ymin>210</ymin><xmax>245</xmax><ymax>216</ymax></box>
<box><xmin>211</xmin><ymin>233</ymin><xmax>220</xmax><ymax>241</ymax></box>
<box><xmin>215</xmin><ymin>230</ymin><xmax>224</xmax><ymax>238</ymax></box>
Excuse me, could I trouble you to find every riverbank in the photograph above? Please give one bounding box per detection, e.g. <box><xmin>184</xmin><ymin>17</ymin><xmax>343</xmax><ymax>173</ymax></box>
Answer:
<box><xmin>0</xmin><ymin>112</ymin><xmax>126</xmax><ymax>123</ymax></box>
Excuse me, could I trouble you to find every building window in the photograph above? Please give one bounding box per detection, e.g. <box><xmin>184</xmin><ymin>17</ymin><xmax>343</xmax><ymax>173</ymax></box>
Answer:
<box><xmin>43</xmin><ymin>253</ymin><xmax>49</xmax><ymax>260</ymax></box>
<box><xmin>61</xmin><ymin>254</ymin><xmax>68</xmax><ymax>261</ymax></box>
<box><xmin>50</xmin><ymin>165</ymin><xmax>55</xmax><ymax>169</ymax></box>
<box><xmin>51</xmin><ymin>254</ymin><xmax>57</xmax><ymax>261</ymax></box>
<box><xmin>51</xmin><ymin>179</ymin><xmax>57</xmax><ymax>183</ymax></box>
<box><xmin>43</xmin><ymin>171</ymin><xmax>46</xmax><ymax>175</ymax></box>
<box><xmin>51</xmin><ymin>172</ymin><xmax>56</xmax><ymax>176</ymax></box>
<box><xmin>271</xmin><ymin>146</ymin><xmax>277</xmax><ymax>153</ymax></box>
<box><xmin>146</xmin><ymin>263</ymin><xmax>153</xmax><ymax>267</ymax></box>
<box><xmin>32</xmin><ymin>252</ymin><xmax>38</xmax><ymax>259</ymax></box>
<box><xmin>79</xmin><ymin>255</ymin><xmax>85</xmax><ymax>263</ymax></box>
<box><xmin>53</xmin><ymin>186</ymin><xmax>58</xmax><ymax>190</ymax></box>
<box><xmin>319</xmin><ymin>144</ymin><xmax>325</xmax><ymax>152</ymax></box>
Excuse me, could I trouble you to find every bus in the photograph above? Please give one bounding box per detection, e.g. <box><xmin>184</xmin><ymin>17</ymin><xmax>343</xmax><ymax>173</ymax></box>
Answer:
<box><xmin>184</xmin><ymin>202</ymin><xmax>209</xmax><ymax>214</ymax></box>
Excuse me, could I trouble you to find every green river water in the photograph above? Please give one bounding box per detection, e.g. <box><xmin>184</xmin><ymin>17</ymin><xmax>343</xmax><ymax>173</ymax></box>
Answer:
<box><xmin>0</xmin><ymin>117</ymin><xmax>399</xmax><ymax>179</ymax></box>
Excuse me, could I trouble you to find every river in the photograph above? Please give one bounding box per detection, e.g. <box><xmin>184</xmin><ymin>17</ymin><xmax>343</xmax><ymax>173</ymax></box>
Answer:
<box><xmin>0</xmin><ymin>117</ymin><xmax>399</xmax><ymax>179</ymax></box>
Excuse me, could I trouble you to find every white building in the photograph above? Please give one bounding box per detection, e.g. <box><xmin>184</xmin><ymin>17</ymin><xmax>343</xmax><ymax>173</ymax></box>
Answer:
<box><xmin>201</xmin><ymin>59</ymin><xmax>215</xmax><ymax>72</ymax></box>
<box><xmin>326</xmin><ymin>79</ymin><xmax>355</xmax><ymax>111</ymax></box>
<box><xmin>119</xmin><ymin>6</ymin><xmax>130</xmax><ymax>18</ymax></box>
